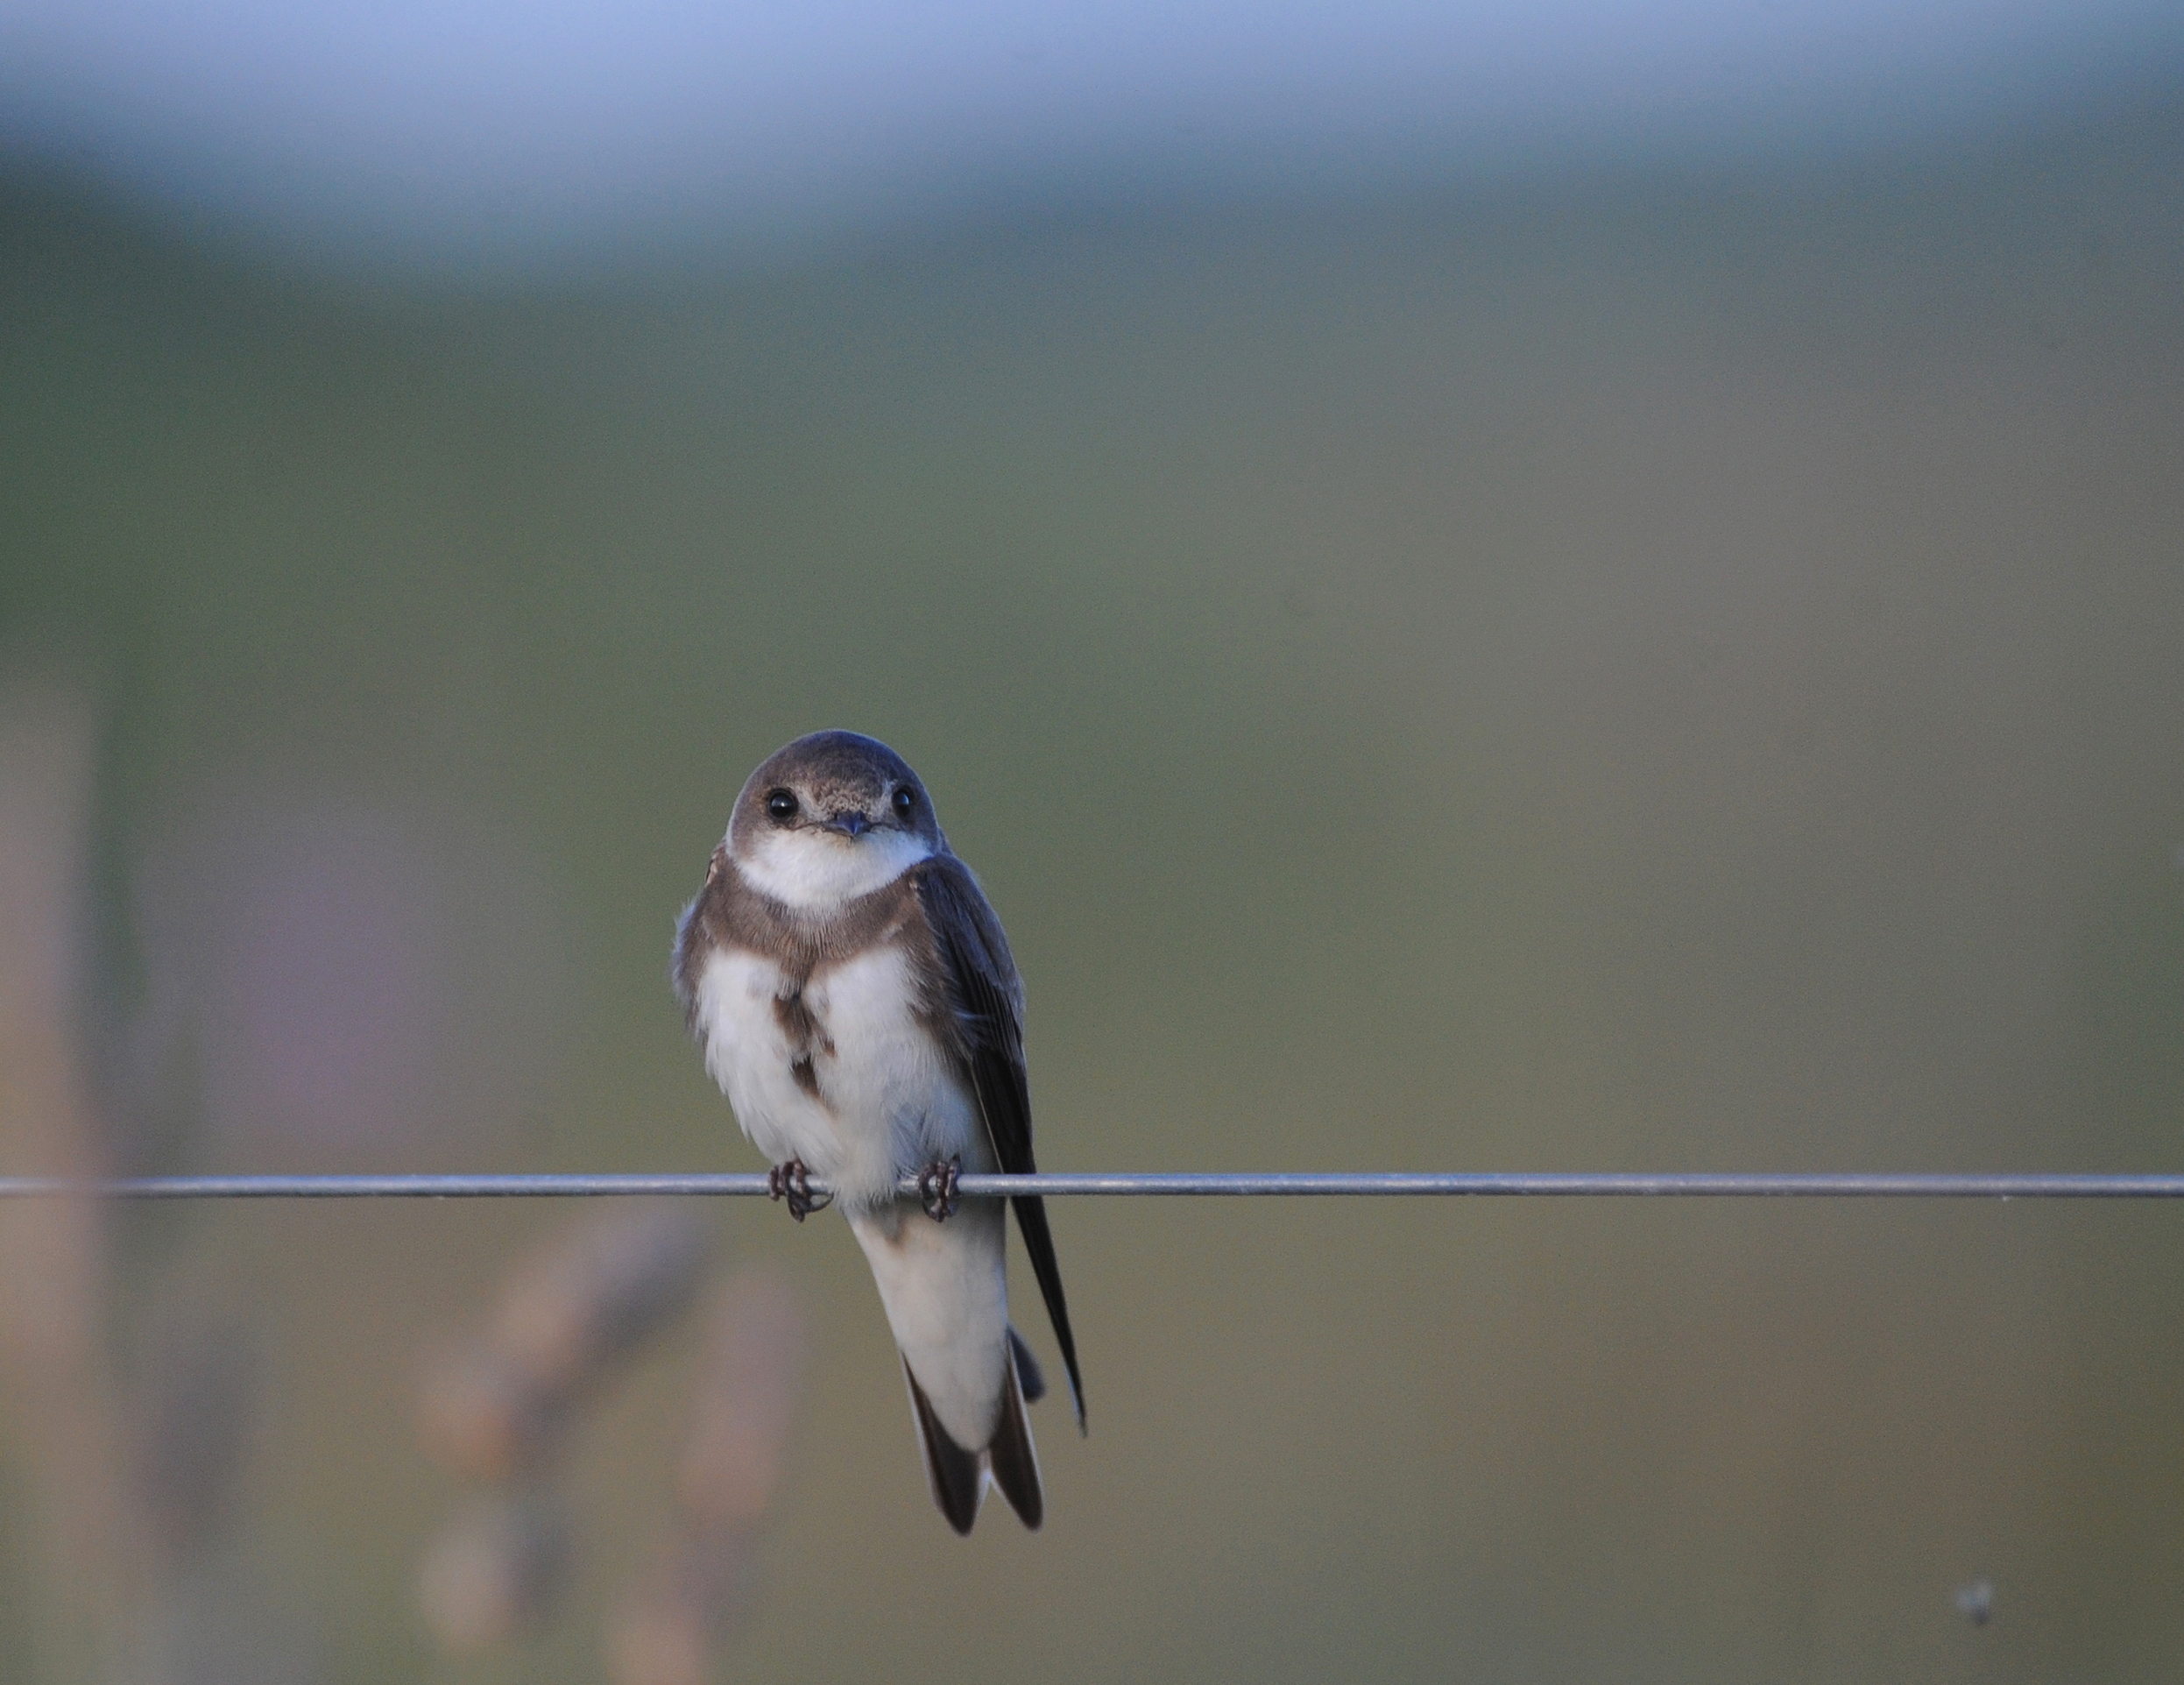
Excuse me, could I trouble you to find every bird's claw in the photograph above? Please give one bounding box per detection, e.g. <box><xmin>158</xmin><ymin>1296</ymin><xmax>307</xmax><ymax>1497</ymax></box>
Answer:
<box><xmin>917</xmin><ymin>1154</ymin><xmax>962</xmax><ymax>1222</ymax></box>
<box><xmin>767</xmin><ymin>1159</ymin><xmax>831</xmax><ymax>1221</ymax></box>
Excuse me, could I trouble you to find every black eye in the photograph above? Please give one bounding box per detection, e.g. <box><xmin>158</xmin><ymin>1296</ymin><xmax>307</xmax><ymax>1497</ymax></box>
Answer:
<box><xmin>765</xmin><ymin>789</ymin><xmax>799</xmax><ymax>823</ymax></box>
<box><xmin>892</xmin><ymin>786</ymin><xmax>916</xmax><ymax>816</ymax></box>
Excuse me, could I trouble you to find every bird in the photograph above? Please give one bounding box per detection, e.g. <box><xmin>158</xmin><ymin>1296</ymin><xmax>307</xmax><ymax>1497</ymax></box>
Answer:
<box><xmin>672</xmin><ymin>730</ymin><xmax>1083</xmax><ymax>1534</ymax></box>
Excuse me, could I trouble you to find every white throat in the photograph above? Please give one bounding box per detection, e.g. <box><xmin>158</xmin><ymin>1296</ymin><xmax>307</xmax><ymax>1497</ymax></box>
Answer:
<box><xmin>734</xmin><ymin>825</ymin><xmax>933</xmax><ymax>911</ymax></box>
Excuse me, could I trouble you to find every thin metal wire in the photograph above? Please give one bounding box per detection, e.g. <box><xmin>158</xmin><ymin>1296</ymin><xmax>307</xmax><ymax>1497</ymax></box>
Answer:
<box><xmin>0</xmin><ymin>1172</ymin><xmax>2180</xmax><ymax>1200</ymax></box>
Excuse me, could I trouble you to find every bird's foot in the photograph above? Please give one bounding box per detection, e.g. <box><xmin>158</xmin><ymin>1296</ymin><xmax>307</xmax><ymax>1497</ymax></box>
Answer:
<box><xmin>917</xmin><ymin>1154</ymin><xmax>963</xmax><ymax>1222</ymax></box>
<box><xmin>767</xmin><ymin>1159</ymin><xmax>831</xmax><ymax>1221</ymax></box>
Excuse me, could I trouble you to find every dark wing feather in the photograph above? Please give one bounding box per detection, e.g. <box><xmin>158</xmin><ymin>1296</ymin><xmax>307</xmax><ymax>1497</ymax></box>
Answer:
<box><xmin>915</xmin><ymin>857</ymin><xmax>1086</xmax><ymax>1431</ymax></box>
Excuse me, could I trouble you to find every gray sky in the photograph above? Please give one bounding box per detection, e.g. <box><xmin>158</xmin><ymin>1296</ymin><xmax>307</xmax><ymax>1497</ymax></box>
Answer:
<box><xmin>5</xmin><ymin>0</ymin><xmax>2180</xmax><ymax>263</ymax></box>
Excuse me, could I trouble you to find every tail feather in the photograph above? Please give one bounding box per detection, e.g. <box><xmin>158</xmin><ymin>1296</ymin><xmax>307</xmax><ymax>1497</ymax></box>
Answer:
<box><xmin>904</xmin><ymin>1360</ymin><xmax>983</xmax><ymax>1536</ymax></box>
<box><xmin>1007</xmin><ymin>1327</ymin><xmax>1047</xmax><ymax>1404</ymax></box>
<box><xmin>987</xmin><ymin>1344</ymin><xmax>1044</xmax><ymax>1530</ymax></box>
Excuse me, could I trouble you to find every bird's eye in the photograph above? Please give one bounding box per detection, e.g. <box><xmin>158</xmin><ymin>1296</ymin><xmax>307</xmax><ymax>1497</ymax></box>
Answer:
<box><xmin>765</xmin><ymin>789</ymin><xmax>799</xmax><ymax>823</ymax></box>
<box><xmin>891</xmin><ymin>786</ymin><xmax>915</xmax><ymax>816</ymax></box>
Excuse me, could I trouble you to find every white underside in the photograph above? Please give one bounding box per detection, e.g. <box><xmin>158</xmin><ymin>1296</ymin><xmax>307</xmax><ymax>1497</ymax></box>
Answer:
<box><xmin>691</xmin><ymin>920</ymin><xmax>1009</xmax><ymax>1449</ymax></box>
<box><xmin>851</xmin><ymin>1198</ymin><xmax>1009</xmax><ymax>1449</ymax></box>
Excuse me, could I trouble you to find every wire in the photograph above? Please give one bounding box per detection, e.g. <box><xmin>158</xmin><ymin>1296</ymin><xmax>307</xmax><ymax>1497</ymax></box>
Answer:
<box><xmin>0</xmin><ymin>1172</ymin><xmax>2180</xmax><ymax>1199</ymax></box>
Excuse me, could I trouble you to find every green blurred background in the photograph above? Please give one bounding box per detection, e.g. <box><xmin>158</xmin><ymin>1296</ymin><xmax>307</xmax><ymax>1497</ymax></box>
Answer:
<box><xmin>4</xmin><ymin>81</ymin><xmax>2184</xmax><ymax>1685</ymax></box>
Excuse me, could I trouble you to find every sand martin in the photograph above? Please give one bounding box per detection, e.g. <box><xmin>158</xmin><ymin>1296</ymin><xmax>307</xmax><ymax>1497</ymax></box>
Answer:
<box><xmin>673</xmin><ymin>730</ymin><xmax>1084</xmax><ymax>1533</ymax></box>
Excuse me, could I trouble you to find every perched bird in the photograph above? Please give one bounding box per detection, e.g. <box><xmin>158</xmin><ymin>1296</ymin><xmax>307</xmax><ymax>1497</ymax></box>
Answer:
<box><xmin>673</xmin><ymin>731</ymin><xmax>1083</xmax><ymax>1533</ymax></box>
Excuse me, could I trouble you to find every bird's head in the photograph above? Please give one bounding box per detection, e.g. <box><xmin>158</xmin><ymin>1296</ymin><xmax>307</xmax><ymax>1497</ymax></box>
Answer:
<box><xmin>727</xmin><ymin>730</ymin><xmax>942</xmax><ymax>910</ymax></box>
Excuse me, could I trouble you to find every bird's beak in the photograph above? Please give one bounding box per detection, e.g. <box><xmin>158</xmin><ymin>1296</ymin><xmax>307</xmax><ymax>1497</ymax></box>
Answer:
<box><xmin>825</xmin><ymin>811</ymin><xmax>873</xmax><ymax>839</ymax></box>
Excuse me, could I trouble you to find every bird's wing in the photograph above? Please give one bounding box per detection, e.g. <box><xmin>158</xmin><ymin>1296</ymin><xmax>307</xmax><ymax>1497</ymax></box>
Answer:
<box><xmin>913</xmin><ymin>854</ymin><xmax>1085</xmax><ymax>1430</ymax></box>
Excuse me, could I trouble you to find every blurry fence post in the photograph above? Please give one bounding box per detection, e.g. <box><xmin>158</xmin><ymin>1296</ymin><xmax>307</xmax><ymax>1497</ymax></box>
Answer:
<box><xmin>0</xmin><ymin>670</ymin><xmax>138</xmax><ymax>1680</ymax></box>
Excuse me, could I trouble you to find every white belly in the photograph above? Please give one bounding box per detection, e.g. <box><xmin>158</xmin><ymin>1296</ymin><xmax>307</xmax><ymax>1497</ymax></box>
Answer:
<box><xmin>691</xmin><ymin>942</ymin><xmax>988</xmax><ymax>1209</ymax></box>
<box><xmin>852</xmin><ymin>1197</ymin><xmax>1010</xmax><ymax>1448</ymax></box>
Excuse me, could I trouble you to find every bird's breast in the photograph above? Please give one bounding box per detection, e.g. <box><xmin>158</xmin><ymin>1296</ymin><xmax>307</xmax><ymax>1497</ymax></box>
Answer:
<box><xmin>693</xmin><ymin>939</ymin><xmax>980</xmax><ymax>1205</ymax></box>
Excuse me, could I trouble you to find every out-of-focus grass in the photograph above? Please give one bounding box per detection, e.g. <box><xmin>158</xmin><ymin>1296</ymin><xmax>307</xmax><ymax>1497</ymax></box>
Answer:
<box><xmin>4</xmin><ymin>86</ymin><xmax>2183</xmax><ymax>1682</ymax></box>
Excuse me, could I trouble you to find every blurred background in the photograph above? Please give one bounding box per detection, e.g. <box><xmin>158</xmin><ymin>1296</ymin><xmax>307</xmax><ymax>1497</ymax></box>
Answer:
<box><xmin>4</xmin><ymin>0</ymin><xmax>2184</xmax><ymax>1679</ymax></box>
